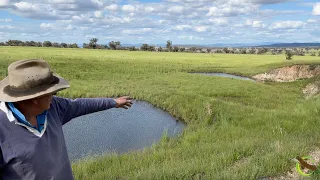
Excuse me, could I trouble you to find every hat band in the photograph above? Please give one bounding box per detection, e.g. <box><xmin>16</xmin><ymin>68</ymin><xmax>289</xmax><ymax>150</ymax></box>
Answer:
<box><xmin>9</xmin><ymin>75</ymin><xmax>59</xmax><ymax>92</ymax></box>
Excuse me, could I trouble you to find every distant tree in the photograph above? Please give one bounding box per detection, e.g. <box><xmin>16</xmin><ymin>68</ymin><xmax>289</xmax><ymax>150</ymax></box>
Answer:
<box><xmin>24</xmin><ymin>41</ymin><xmax>31</xmax><ymax>46</ymax></box>
<box><xmin>229</xmin><ymin>49</ymin><xmax>235</xmax><ymax>54</ymax></box>
<box><xmin>215</xmin><ymin>49</ymin><xmax>223</xmax><ymax>53</ymax></box>
<box><xmin>285</xmin><ymin>50</ymin><xmax>293</xmax><ymax>60</ymax></box>
<box><xmin>140</xmin><ymin>44</ymin><xmax>155</xmax><ymax>51</ymax></box>
<box><xmin>60</xmin><ymin>43</ymin><xmax>68</xmax><ymax>48</ymax></box>
<box><xmin>179</xmin><ymin>47</ymin><xmax>185</xmax><ymax>52</ymax></box>
<box><xmin>257</xmin><ymin>48</ymin><xmax>268</xmax><ymax>54</ymax></box>
<box><xmin>0</xmin><ymin>42</ymin><xmax>5</xmax><ymax>46</ymax></box>
<box><xmin>148</xmin><ymin>45</ymin><xmax>155</xmax><ymax>51</ymax></box>
<box><xmin>35</xmin><ymin>42</ymin><xmax>42</xmax><ymax>47</ymax></box>
<box><xmin>189</xmin><ymin>47</ymin><xmax>197</xmax><ymax>52</ymax></box>
<box><xmin>108</xmin><ymin>41</ymin><xmax>121</xmax><ymax>50</ymax></box>
<box><xmin>172</xmin><ymin>46</ymin><xmax>179</xmax><ymax>52</ymax></box>
<box><xmin>43</xmin><ymin>41</ymin><xmax>52</xmax><ymax>47</ymax></box>
<box><xmin>89</xmin><ymin>38</ymin><xmax>98</xmax><ymax>49</ymax></box>
<box><xmin>28</xmin><ymin>41</ymin><xmax>36</xmax><ymax>46</ymax></box>
<box><xmin>158</xmin><ymin>46</ymin><xmax>163</xmax><ymax>52</ymax></box>
<box><xmin>83</xmin><ymin>43</ymin><xmax>89</xmax><ymax>48</ymax></box>
<box><xmin>129</xmin><ymin>46</ymin><xmax>137</xmax><ymax>51</ymax></box>
<box><xmin>318</xmin><ymin>51</ymin><xmax>320</xmax><ymax>57</ymax></box>
<box><xmin>311</xmin><ymin>52</ymin><xmax>316</xmax><ymax>56</ymax></box>
<box><xmin>6</xmin><ymin>40</ymin><xmax>24</xmax><ymax>46</ymax></box>
<box><xmin>69</xmin><ymin>43</ymin><xmax>78</xmax><ymax>48</ymax></box>
<box><xmin>248</xmin><ymin>48</ymin><xmax>256</xmax><ymax>54</ymax></box>
<box><xmin>18</xmin><ymin>42</ymin><xmax>25</xmax><ymax>46</ymax></box>
<box><xmin>241</xmin><ymin>49</ymin><xmax>247</xmax><ymax>54</ymax></box>
<box><xmin>52</xmin><ymin>42</ymin><xmax>60</xmax><ymax>48</ymax></box>
<box><xmin>140</xmin><ymin>44</ymin><xmax>149</xmax><ymax>51</ymax></box>
<box><xmin>295</xmin><ymin>50</ymin><xmax>305</xmax><ymax>56</ymax></box>
<box><xmin>166</xmin><ymin>40</ymin><xmax>172</xmax><ymax>51</ymax></box>
<box><xmin>223</xmin><ymin>48</ymin><xmax>229</xmax><ymax>54</ymax></box>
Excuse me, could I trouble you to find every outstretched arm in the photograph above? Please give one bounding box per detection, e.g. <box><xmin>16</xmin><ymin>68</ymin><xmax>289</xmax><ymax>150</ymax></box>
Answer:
<box><xmin>52</xmin><ymin>96</ymin><xmax>132</xmax><ymax>125</ymax></box>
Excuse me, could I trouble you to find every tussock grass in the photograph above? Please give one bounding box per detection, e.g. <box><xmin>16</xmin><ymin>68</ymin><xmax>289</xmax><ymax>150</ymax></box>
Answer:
<box><xmin>1</xmin><ymin>47</ymin><xmax>320</xmax><ymax>179</ymax></box>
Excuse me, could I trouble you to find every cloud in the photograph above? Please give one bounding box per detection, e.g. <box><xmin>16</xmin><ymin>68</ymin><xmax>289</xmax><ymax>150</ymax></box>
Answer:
<box><xmin>122</xmin><ymin>28</ymin><xmax>152</xmax><ymax>35</ymax></box>
<box><xmin>0</xmin><ymin>25</ymin><xmax>13</xmax><ymax>29</ymax></box>
<box><xmin>245</xmin><ymin>19</ymin><xmax>265</xmax><ymax>28</ymax></box>
<box><xmin>94</xmin><ymin>11</ymin><xmax>103</xmax><ymax>18</ymax></box>
<box><xmin>207</xmin><ymin>5</ymin><xmax>257</xmax><ymax>17</ymax></box>
<box><xmin>40</xmin><ymin>23</ymin><xmax>54</xmax><ymax>29</ymax></box>
<box><xmin>167</xmin><ymin>6</ymin><xmax>184</xmax><ymax>14</ymax></box>
<box><xmin>0</xmin><ymin>18</ymin><xmax>12</xmax><ymax>22</ymax></box>
<box><xmin>194</xmin><ymin>26</ymin><xmax>210</xmax><ymax>32</ymax></box>
<box><xmin>122</xmin><ymin>5</ymin><xmax>135</xmax><ymax>13</ymax></box>
<box><xmin>105</xmin><ymin>4</ymin><xmax>118</xmax><ymax>11</ymax></box>
<box><xmin>252</xmin><ymin>21</ymin><xmax>265</xmax><ymax>28</ymax></box>
<box><xmin>209</xmin><ymin>18</ymin><xmax>229</xmax><ymax>25</ymax></box>
<box><xmin>307</xmin><ymin>19</ymin><xmax>317</xmax><ymax>23</ymax></box>
<box><xmin>178</xmin><ymin>35</ymin><xmax>204</xmax><ymax>40</ymax></box>
<box><xmin>270</xmin><ymin>21</ymin><xmax>304</xmax><ymax>29</ymax></box>
<box><xmin>247</xmin><ymin>0</ymin><xmax>290</xmax><ymax>4</ymax></box>
<box><xmin>65</xmin><ymin>24</ymin><xmax>74</xmax><ymax>30</ymax></box>
<box><xmin>313</xmin><ymin>3</ymin><xmax>320</xmax><ymax>16</ymax></box>
<box><xmin>0</xmin><ymin>0</ymin><xmax>318</xmax><ymax>44</ymax></box>
<box><xmin>14</xmin><ymin>1</ymin><xmax>34</xmax><ymax>11</ymax></box>
<box><xmin>0</xmin><ymin>0</ymin><xmax>9</xmax><ymax>7</ymax></box>
<box><xmin>175</xmin><ymin>25</ymin><xmax>192</xmax><ymax>31</ymax></box>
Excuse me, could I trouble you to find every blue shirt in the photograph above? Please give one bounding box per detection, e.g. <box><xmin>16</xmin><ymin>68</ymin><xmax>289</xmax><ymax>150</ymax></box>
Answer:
<box><xmin>6</xmin><ymin>102</ymin><xmax>47</xmax><ymax>133</ymax></box>
<box><xmin>0</xmin><ymin>96</ymin><xmax>117</xmax><ymax>180</ymax></box>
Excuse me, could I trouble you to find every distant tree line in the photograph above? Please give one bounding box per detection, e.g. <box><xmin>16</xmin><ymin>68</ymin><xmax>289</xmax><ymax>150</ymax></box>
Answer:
<box><xmin>0</xmin><ymin>40</ymin><xmax>79</xmax><ymax>48</ymax></box>
<box><xmin>2</xmin><ymin>39</ymin><xmax>320</xmax><ymax>58</ymax></box>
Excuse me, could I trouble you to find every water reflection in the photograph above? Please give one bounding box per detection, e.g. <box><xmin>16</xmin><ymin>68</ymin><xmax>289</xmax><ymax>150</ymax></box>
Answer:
<box><xmin>63</xmin><ymin>101</ymin><xmax>185</xmax><ymax>162</ymax></box>
<box><xmin>191</xmin><ymin>72</ymin><xmax>255</xmax><ymax>81</ymax></box>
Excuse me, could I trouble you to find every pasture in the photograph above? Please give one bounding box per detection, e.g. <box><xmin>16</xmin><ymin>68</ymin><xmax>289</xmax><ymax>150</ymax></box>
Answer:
<box><xmin>1</xmin><ymin>47</ymin><xmax>320</xmax><ymax>179</ymax></box>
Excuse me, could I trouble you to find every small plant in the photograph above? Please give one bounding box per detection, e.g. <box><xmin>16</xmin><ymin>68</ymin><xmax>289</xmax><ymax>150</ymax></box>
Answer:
<box><xmin>285</xmin><ymin>50</ymin><xmax>293</xmax><ymax>60</ymax></box>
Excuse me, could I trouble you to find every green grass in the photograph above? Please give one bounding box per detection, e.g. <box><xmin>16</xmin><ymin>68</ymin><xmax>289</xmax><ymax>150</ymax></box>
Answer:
<box><xmin>1</xmin><ymin>46</ymin><xmax>320</xmax><ymax>179</ymax></box>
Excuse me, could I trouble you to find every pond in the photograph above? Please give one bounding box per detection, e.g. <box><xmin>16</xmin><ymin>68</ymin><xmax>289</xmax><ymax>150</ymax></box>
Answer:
<box><xmin>191</xmin><ymin>73</ymin><xmax>255</xmax><ymax>82</ymax></box>
<box><xmin>62</xmin><ymin>101</ymin><xmax>185</xmax><ymax>162</ymax></box>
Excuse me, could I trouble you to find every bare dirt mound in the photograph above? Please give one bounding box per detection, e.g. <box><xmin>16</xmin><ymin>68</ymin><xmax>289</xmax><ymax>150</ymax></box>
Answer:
<box><xmin>303</xmin><ymin>81</ymin><xmax>320</xmax><ymax>99</ymax></box>
<box><xmin>253</xmin><ymin>65</ymin><xmax>320</xmax><ymax>82</ymax></box>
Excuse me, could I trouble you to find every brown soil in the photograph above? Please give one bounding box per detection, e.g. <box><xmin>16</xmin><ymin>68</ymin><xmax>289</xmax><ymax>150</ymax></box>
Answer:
<box><xmin>253</xmin><ymin>65</ymin><xmax>320</xmax><ymax>82</ymax></box>
<box><xmin>303</xmin><ymin>81</ymin><xmax>320</xmax><ymax>99</ymax></box>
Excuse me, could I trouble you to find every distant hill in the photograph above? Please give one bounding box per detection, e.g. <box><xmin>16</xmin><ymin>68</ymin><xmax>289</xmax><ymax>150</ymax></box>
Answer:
<box><xmin>258</xmin><ymin>43</ymin><xmax>320</xmax><ymax>48</ymax></box>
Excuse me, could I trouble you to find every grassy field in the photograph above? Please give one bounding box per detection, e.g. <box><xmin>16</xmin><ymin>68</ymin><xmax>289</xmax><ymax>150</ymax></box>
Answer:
<box><xmin>1</xmin><ymin>47</ymin><xmax>320</xmax><ymax>179</ymax></box>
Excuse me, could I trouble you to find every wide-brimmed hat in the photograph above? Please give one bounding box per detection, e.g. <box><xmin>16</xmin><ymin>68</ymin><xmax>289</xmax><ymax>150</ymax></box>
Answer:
<box><xmin>0</xmin><ymin>59</ymin><xmax>70</xmax><ymax>102</ymax></box>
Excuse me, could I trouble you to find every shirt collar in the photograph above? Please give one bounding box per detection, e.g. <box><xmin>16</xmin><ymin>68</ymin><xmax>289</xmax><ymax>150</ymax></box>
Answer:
<box><xmin>0</xmin><ymin>101</ymin><xmax>48</xmax><ymax>137</ymax></box>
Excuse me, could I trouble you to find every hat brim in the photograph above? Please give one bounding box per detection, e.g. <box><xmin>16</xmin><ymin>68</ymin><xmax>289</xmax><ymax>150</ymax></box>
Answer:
<box><xmin>0</xmin><ymin>74</ymin><xmax>70</xmax><ymax>102</ymax></box>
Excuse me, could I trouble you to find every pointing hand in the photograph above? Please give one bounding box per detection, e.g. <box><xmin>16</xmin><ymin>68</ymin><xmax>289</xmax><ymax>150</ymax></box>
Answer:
<box><xmin>114</xmin><ymin>96</ymin><xmax>133</xmax><ymax>109</ymax></box>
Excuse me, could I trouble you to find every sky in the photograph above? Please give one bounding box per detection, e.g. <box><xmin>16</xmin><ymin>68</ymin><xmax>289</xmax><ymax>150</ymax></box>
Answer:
<box><xmin>0</xmin><ymin>0</ymin><xmax>320</xmax><ymax>45</ymax></box>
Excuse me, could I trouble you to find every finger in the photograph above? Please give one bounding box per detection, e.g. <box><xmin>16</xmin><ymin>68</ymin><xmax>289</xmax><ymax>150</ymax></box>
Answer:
<box><xmin>121</xmin><ymin>96</ymin><xmax>131</xmax><ymax>100</ymax></box>
<box><xmin>125</xmin><ymin>102</ymin><xmax>132</xmax><ymax>107</ymax></box>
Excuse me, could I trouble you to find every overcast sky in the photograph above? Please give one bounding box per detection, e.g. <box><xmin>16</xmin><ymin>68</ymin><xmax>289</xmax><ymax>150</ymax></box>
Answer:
<box><xmin>0</xmin><ymin>0</ymin><xmax>320</xmax><ymax>45</ymax></box>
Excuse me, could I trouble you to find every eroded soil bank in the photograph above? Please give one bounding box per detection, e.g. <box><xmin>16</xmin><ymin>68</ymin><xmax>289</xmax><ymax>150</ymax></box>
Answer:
<box><xmin>253</xmin><ymin>65</ymin><xmax>320</xmax><ymax>82</ymax></box>
<box><xmin>303</xmin><ymin>81</ymin><xmax>320</xmax><ymax>99</ymax></box>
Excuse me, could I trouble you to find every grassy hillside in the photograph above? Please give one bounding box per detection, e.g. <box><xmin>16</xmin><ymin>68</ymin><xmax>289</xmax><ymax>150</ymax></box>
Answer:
<box><xmin>1</xmin><ymin>47</ymin><xmax>320</xmax><ymax>179</ymax></box>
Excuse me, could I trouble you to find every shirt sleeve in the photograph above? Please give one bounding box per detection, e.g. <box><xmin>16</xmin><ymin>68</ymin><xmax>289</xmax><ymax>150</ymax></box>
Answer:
<box><xmin>0</xmin><ymin>147</ymin><xmax>4</xmax><ymax>170</ymax></box>
<box><xmin>52</xmin><ymin>96</ymin><xmax>117</xmax><ymax>125</ymax></box>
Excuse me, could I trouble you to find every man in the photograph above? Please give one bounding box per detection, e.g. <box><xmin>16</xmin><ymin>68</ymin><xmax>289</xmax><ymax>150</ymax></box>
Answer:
<box><xmin>0</xmin><ymin>59</ymin><xmax>132</xmax><ymax>179</ymax></box>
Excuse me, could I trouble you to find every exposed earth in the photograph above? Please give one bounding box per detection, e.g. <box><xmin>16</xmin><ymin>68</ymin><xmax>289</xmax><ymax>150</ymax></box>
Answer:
<box><xmin>253</xmin><ymin>65</ymin><xmax>320</xmax><ymax>82</ymax></box>
<box><xmin>253</xmin><ymin>65</ymin><xmax>320</xmax><ymax>98</ymax></box>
